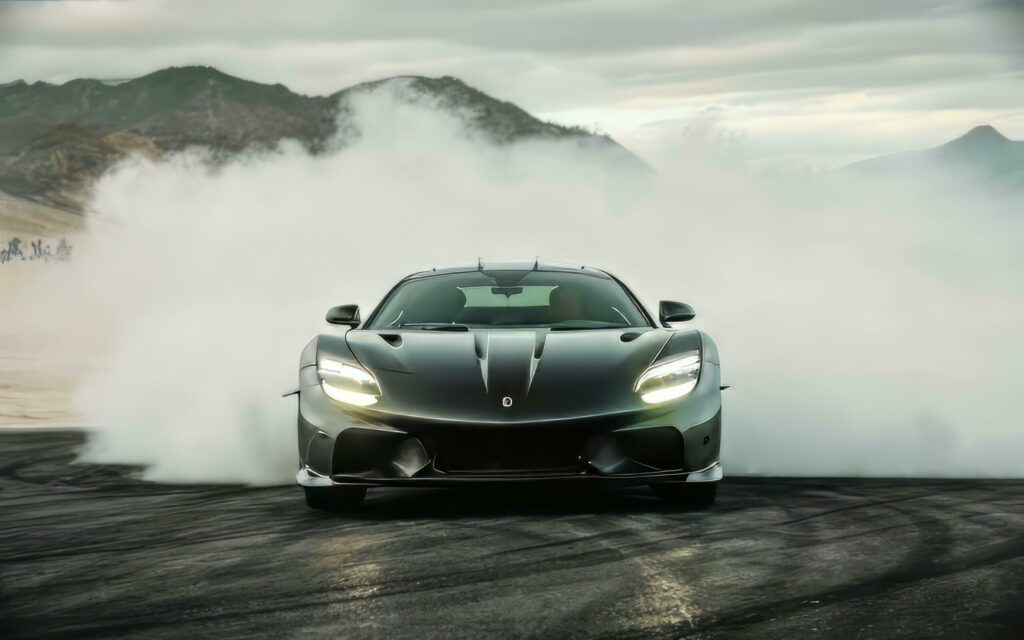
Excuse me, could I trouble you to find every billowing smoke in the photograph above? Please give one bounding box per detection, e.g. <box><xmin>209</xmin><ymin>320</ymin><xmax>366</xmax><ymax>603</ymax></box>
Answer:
<box><xmin>21</xmin><ymin>83</ymin><xmax>1023</xmax><ymax>484</ymax></box>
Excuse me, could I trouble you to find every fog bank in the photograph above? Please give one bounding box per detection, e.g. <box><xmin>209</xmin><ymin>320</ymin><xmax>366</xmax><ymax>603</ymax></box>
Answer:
<box><xmin>21</xmin><ymin>83</ymin><xmax>1020</xmax><ymax>484</ymax></box>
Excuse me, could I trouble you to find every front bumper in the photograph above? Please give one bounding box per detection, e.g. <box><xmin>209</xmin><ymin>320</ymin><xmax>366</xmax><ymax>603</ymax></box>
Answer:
<box><xmin>296</xmin><ymin>405</ymin><xmax>723</xmax><ymax>488</ymax></box>
<box><xmin>295</xmin><ymin>358</ymin><xmax>723</xmax><ymax>489</ymax></box>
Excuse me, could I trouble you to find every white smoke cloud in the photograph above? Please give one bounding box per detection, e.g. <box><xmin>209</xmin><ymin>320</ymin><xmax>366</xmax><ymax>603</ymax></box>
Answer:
<box><xmin>23</xmin><ymin>82</ymin><xmax>1023</xmax><ymax>484</ymax></box>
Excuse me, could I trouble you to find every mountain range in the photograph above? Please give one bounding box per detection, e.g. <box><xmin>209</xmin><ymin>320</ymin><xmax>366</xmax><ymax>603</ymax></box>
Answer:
<box><xmin>0</xmin><ymin>66</ymin><xmax>645</xmax><ymax>233</ymax></box>
<box><xmin>0</xmin><ymin>66</ymin><xmax>1020</xmax><ymax>234</ymax></box>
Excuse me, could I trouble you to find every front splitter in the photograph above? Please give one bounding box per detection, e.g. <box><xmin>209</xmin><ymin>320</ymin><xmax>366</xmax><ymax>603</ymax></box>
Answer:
<box><xmin>296</xmin><ymin>461</ymin><xmax>722</xmax><ymax>488</ymax></box>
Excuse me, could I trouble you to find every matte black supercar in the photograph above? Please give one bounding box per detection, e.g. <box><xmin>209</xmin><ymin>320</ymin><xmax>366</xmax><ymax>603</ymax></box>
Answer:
<box><xmin>290</xmin><ymin>261</ymin><xmax>723</xmax><ymax>510</ymax></box>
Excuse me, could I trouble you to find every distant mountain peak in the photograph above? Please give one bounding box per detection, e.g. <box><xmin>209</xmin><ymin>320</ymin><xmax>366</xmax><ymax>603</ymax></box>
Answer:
<box><xmin>130</xmin><ymin>65</ymin><xmax>251</xmax><ymax>87</ymax></box>
<box><xmin>949</xmin><ymin>124</ymin><xmax>1009</xmax><ymax>146</ymax></box>
<box><xmin>845</xmin><ymin>123</ymin><xmax>1022</xmax><ymax>190</ymax></box>
<box><xmin>139</xmin><ymin>65</ymin><xmax>233</xmax><ymax>79</ymax></box>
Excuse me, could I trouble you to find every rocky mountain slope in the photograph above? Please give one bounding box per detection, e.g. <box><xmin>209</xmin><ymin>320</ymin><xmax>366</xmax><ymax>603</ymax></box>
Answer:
<box><xmin>1</xmin><ymin>65</ymin><xmax>1019</xmax><ymax>232</ymax></box>
<box><xmin>0</xmin><ymin>66</ymin><xmax>647</xmax><ymax>220</ymax></box>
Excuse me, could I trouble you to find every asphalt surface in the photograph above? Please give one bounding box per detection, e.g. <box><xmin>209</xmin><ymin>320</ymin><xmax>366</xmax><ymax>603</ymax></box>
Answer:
<box><xmin>1</xmin><ymin>430</ymin><xmax>1022</xmax><ymax>639</ymax></box>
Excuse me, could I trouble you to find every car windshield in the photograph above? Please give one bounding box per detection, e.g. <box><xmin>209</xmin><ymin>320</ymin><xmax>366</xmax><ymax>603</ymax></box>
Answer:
<box><xmin>368</xmin><ymin>270</ymin><xmax>651</xmax><ymax>330</ymax></box>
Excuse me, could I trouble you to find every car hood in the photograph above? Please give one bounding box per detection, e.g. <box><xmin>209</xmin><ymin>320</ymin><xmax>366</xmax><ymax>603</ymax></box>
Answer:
<box><xmin>342</xmin><ymin>328</ymin><xmax>674</xmax><ymax>423</ymax></box>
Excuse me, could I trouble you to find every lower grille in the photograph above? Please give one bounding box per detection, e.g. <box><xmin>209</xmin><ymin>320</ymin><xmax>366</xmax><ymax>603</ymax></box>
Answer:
<box><xmin>424</xmin><ymin>425</ymin><xmax>585</xmax><ymax>474</ymax></box>
<box><xmin>329</xmin><ymin>422</ymin><xmax>688</xmax><ymax>478</ymax></box>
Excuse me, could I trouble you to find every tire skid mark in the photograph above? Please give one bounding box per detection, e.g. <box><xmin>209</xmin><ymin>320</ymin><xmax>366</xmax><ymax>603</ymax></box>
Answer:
<box><xmin>672</xmin><ymin>505</ymin><xmax>1024</xmax><ymax>638</ymax></box>
<box><xmin>3</xmin><ymin>430</ymin><xmax>1023</xmax><ymax>640</ymax></box>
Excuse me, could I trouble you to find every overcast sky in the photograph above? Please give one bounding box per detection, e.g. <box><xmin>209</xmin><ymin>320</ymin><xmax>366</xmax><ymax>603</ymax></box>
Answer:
<box><xmin>1</xmin><ymin>0</ymin><xmax>1021</xmax><ymax>168</ymax></box>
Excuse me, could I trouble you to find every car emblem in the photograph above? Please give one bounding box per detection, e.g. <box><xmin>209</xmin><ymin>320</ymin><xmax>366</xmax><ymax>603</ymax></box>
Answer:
<box><xmin>501</xmin><ymin>396</ymin><xmax>513</xmax><ymax>408</ymax></box>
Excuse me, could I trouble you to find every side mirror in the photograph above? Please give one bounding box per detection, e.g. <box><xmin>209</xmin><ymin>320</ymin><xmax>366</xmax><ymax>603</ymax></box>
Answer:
<box><xmin>659</xmin><ymin>300</ymin><xmax>695</xmax><ymax>325</ymax></box>
<box><xmin>326</xmin><ymin>304</ymin><xmax>360</xmax><ymax>328</ymax></box>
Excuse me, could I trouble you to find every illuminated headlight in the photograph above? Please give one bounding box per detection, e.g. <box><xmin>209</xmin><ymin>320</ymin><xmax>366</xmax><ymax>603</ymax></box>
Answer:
<box><xmin>635</xmin><ymin>352</ymin><xmax>701</xmax><ymax>404</ymax></box>
<box><xmin>318</xmin><ymin>357</ymin><xmax>381</xmax><ymax>407</ymax></box>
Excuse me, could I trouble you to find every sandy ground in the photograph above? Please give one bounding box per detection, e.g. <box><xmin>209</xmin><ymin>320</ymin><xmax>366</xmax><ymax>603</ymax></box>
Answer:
<box><xmin>0</xmin><ymin>239</ymin><xmax>91</xmax><ymax>427</ymax></box>
<box><xmin>0</xmin><ymin>334</ymin><xmax>86</xmax><ymax>427</ymax></box>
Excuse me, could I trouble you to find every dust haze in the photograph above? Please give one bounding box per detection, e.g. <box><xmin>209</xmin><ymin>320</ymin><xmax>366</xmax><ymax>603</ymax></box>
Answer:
<box><xmin>14</xmin><ymin>82</ymin><xmax>1022</xmax><ymax>484</ymax></box>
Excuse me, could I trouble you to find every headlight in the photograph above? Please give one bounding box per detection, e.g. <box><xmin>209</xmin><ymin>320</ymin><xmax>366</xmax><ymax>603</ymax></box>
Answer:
<box><xmin>635</xmin><ymin>352</ymin><xmax>700</xmax><ymax>404</ymax></box>
<box><xmin>318</xmin><ymin>357</ymin><xmax>381</xmax><ymax>407</ymax></box>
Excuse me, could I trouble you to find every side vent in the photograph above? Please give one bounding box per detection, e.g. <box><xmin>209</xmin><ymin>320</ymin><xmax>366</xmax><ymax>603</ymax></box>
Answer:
<box><xmin>379</xmin><ymin>334</ymin><xmax>403</xmax><ymax>348</ymax></box>
<box><xmin>620</xmin><ymin>331</ymin><xmax>642</xmax><ymax>343</ymax></box>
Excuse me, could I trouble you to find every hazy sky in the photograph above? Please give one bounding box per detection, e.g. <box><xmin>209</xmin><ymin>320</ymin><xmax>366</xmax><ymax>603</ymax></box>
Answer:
<box><xmin>1</xmin><ymin>0</ymin><xmax>1021</xmax><ymax>168</ymax></box>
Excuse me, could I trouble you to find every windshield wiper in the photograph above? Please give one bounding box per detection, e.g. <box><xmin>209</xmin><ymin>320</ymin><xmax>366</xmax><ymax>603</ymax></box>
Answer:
<box><xmin>400</xmin><ymin>322</ymin><xmax>471</xmax><ymax>332</ymax></box>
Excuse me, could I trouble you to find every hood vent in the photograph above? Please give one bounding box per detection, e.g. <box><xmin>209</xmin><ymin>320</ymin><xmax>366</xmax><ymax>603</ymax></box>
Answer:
<box><xmin>475</xmin><ymin>331</ymin><xmax>489</xmax><ymax>391</ymax></box>
<box><xmin>474</xmin><ymin>331</ymin><xmax>488</xmax><ymax>359</ymax></box>
<box><xmin>474</xmin><ymin>330</ymin><xmax>541</xmax><ymax>397</ymax></box>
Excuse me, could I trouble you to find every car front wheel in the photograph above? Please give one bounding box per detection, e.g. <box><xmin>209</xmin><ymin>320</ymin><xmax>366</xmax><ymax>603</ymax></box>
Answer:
<box><xmin>303</xmin><ymin>486</ymin><xmax>367</xmax><ymax>511</ymax></box>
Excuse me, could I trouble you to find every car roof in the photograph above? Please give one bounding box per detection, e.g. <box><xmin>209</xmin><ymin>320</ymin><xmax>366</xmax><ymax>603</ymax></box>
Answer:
<box><xmin>402</xmin><ymin>260</ymin><xmax>613</xmax><ymax>282</ymax></box>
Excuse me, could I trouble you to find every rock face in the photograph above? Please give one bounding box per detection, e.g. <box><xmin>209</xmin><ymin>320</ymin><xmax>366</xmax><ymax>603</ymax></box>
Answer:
<box><xmin>0</xmin><ymin>66</ymin><xmax>648</xmax><ymax>216</ymax></box>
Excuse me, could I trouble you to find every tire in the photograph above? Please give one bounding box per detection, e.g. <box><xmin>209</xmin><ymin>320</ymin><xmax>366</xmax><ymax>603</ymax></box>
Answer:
<box><xmin>651</xmin><ymin>482</ymin><xmax>717</xmax><ymax>508</ymax></box>
<box><xmin>303</xmin><ymin>485</ymin><xmax>367</xmax><ymax>511</ymax></box>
